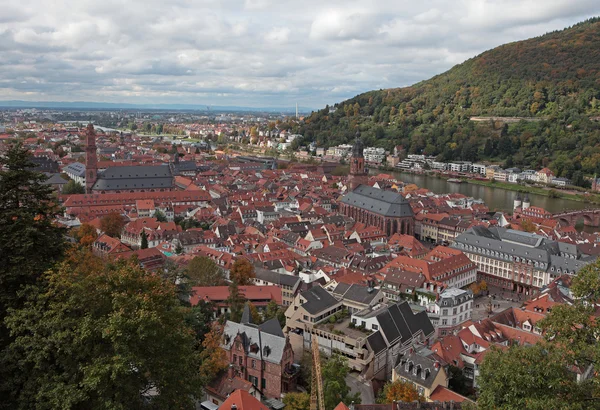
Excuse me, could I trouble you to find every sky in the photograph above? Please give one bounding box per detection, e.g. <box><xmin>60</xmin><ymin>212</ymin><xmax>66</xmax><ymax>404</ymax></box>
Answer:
<box><xmin>1</xmin><ymin>0</ymin><xmax>599</xmax><ymax>109</ymax></box>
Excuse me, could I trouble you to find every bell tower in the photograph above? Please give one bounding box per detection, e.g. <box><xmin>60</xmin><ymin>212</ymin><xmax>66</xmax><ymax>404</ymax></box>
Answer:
<box><xmin>348</xmin><ymin>131</ymin><xmax>368</xmax><ymax>191</ymax></box>
<box><xmin>85</xmin><ymin>124</ymin><xmax>98</xmax><ymax>194</ymax></box>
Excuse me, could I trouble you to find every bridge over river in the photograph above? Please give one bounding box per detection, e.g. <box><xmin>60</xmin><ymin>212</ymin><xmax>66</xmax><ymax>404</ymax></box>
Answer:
<box><xmin>554</xmin><ymin>209</ymin><xmax>600</xmax><ymax>227</ymax></box>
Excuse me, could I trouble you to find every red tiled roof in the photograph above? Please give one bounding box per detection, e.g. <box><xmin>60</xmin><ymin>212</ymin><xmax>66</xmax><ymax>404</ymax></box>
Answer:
<box><xmin>429</xmin><ymin>385</ymin><xmax>473</xmax><ymax>403</ymax></box>
<box><xmin>219</xmin><ymin>389</ymin><xmax>268</xmax><ymax>410</ymax></box>
<box><xmin>190</xmin><ymin>286</ymin><xmax>282</xmax><ymax>306</ymax></box>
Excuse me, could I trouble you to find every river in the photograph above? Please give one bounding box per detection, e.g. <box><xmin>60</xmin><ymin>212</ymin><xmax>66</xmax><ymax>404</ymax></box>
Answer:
<box><xmin>379</xmin><ymin>170</ymin><xmax>590</xmax><ymax>214</ymax></box>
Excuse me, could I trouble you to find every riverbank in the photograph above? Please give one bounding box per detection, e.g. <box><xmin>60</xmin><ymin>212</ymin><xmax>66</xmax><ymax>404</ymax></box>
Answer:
<box><xmin>466</xmin><ymin>179</ymin><xmax>600</xmax><ymax>204</ymax></box>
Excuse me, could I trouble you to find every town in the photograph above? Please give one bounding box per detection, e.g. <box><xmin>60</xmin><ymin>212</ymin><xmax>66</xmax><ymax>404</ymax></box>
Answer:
<box><xmin>2</xmin><ymin>116</ymin><xmax>600</xmax><ymax>410</ymax></box>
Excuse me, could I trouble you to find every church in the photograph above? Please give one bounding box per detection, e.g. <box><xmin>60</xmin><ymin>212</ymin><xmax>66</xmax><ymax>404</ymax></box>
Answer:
<box><xmin>85</xmin><ymin>124</ymin><xmax>175</xmax><ymax>194</ymax></box>
<box><xmin>339</xmin><ymin>134</ymin><xmax>415</xmax><ymax>236</ymax></box>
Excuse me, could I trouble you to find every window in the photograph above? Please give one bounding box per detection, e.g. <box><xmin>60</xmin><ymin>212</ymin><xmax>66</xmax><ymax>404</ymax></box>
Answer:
<box><xmin>372</xmin><ymin>324</ymin><xmax>379</xmax><ymax>330</ymax></box>
<box><xmin>239</xmin><ymin>356</ymin><xmax>243</xmax><ymax>365</ymax></box>
<box><xmin>442</xmin><ymin>319</ymin><xmax>447</xmax><ymax>325</ymax></box>
<box><xmin>252</xmin><ymin>360</ymin><xmax>256</xmax><ymax>368</ymax></box>
<box><xmin>261</xmin><ymin>378</ymin><xmax>266</xmax><ymax>389</ymax></box>
<box><xmin>452</xmin><ymin>318</ymin><xmax>457</xmax><ymax>325</ymax></box>
<box><xmin>233</xmin><ymin>354</ymin><xmax>237</xmax><ymax>363</ymax></box>
<box><xmin>453</xmin><ymin>308</ymin><xmax>457</xmax><ymax>315</ymax></box>
<box><xmin>442</xmin><ymin>309</ymin><xmax>448</xmax><ymax>316</ymax></box>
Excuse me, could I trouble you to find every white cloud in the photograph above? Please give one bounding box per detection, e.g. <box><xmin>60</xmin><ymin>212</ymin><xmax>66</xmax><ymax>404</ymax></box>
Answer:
<box><xmin>0</xmin><ymin>0</ymin><xmax>598</xmax><ymax>108</ymax></box>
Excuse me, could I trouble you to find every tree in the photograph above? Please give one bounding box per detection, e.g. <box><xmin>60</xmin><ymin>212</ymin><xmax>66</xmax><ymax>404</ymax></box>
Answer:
<box><xmin>61</xmin><ymin>179</ymin><xmax>85</xmax><ymax>195</ymax></box>
<box><xmin>321</xmin><ymin>354</ymin><xmax>361</xmax><ymax>410</ymax></box>
<box><xmin>100</xmin><ymin>212</ymin><xmax>125</xmax><ymax>238</ymax></box>
<box><xmin>264</xmin><ymin>300</ymin><xmax>286</xmax><ymax>328</ymax></box>
<box><xmin>185</xmin><ymin>256</ymin><xmax>226</xmax><ymax>287</ymax></box>
<box><xmin>140</xmin><ymin>230</ymin><xmax>148</xmax><ymax>249</ymax></box>
<box><xmin>229</xmin><ymin>258</ymin><xmax>255</xmax><ymax>285</ymax></box>
<box><xmin>175</xmin><ymin>242</ymin><xmax>184</xmax><ymax>255</ymax></box>
<box><xmin>248</xmin><ymin>302</ymin><xmax>262</xmax><ymax>324</ymax></box>
<box><xmin>4</xmin><ymin>250</ymin><xmax>201</xmax><ymax>409</ymax></box>
<box><xmin>448</xmin><ymin>365</ymin><xmax>471</xmax><ymax>397</ymax></box>
<box><xmin>74</xmin><ymin>223</ymin><xmax>98</xmax><ymax>247</ymax></box>
<box><xmin>477</xmin><ymin>344</ymin><xmax>591</xmax><ymax>410</ymax></box>
<box><xmin>377</xmin><ymin>379</ymin><xmax>421</xmax><ymax>404</ymax></box>
<box><xmin>198</xmin><ymin>325</ymin><xmax>228</xmax><ymax>386</ymax></box>
<box><xmin>283</xmin><ymin>392</ymin><xmax>310</xmax><ymax>410</ymax></box>
<box><xmin>185</xmin><ymin>300</ymin><xmax>215</xmax><ymax>345</ymax></box>
<box><xmin>520</xmin><ymin>219</ymin><xmax>537</xmax><ymax>232</ymax></box>
<box><xmin>227</xmin><ymin>281</ymin><xmax>246</xmax><ymax>323</ymax></box>
<box><xmin>154</xmin><ymin>209</ymin><xmax>168</xmax><ymax>222</ymax></box>
<box><xmin>479</xmin><ymin>280</ymin><xmax>488</xmax><ymax>292</ymax></box>
<box><xmin>0</xmin><ymin>143</ymin><xmax>67</xmax><ymax>406</ymax></box>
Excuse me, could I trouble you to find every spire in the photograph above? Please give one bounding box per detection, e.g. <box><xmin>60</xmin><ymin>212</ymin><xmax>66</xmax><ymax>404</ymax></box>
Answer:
<box><xmin>352</xmin><ymin>131</ymin><xmax>364</xmax><ymax>158</ymax></box>
<box><xmin>240</xmin><ymin>303</ymin><xmax>252</xmax><ymax>324</ymax></box>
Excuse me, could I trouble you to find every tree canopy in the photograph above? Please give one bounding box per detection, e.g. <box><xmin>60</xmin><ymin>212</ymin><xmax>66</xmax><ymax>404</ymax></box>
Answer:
<box><xmin>377</xmin><ymin>379</ymin><xmax>421</xmax><ymax>404</ymax></box>
<box><xmin>61</xmin><ymin>179</ymin><xmax>85</xmax><ymax>195</ymax></box>
<box><xmin>4</xmin><ymin>250</ymin><xmax>201</xmax><ymax>409</ymax></box>
<box><xmin>185</xmin><ymin>256</ymin><xmax>226</xmax><ymax>287</ymax></box>
<box><xmin>229</xmin><ymin>258</ymin><xmax>255</xmax><ymax>285</ymax></box>
<box><xmin>100</xmin><ymin>212</ymin><xmax>125</xmax><ymax>238</ymax></box>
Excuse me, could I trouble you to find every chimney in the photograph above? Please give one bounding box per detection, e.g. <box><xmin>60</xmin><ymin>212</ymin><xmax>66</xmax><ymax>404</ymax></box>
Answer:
<box><xmin>231</xmin><ymin>405</ymin><xmax>237</xmax><ymax>410</ymax></box>
<box><xmin>434</xmin><ymin>361</ymin><xmax>440</xmax><ymax>369</ymax></box>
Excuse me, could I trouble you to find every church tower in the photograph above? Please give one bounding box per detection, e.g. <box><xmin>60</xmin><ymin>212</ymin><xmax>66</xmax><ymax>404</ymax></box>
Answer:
<box><xmin>348</xmin><ymin>131</ymin><xmax>368</xmax><ymax>191</ymax></box>
<box><xmin>85</xmin><ymin>123</ymin><xmax>98</xmax><ymax>194</ymax></box>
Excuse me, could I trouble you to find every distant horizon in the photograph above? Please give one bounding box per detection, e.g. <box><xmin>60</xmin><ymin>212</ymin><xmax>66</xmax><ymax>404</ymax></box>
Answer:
<box><xmin>0</xmin><ymin>100</ymin><xmax>315</xmax><ymax>114</ymax></box>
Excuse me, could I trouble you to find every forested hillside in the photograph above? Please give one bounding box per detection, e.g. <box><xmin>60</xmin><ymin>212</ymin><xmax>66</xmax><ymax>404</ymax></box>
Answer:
<box><xmin>299</xmin><ymin>18</ymin><xmax>600</xmax><ymax>180</ymax></box>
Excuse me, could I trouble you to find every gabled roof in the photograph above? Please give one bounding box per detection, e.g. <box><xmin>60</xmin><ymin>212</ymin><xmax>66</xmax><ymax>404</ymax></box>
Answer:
<box><xmin>300</xmin><ymin>286</ymin><xmax>340</xmax><ymax>315</ymax></box>
<box><xmin>219</xmin><ymin>389</ymin><xmax>268</xmax><ymax>410</ymax></box>
<box><xmin>340</xmin><ymin>185</ymin><xmax>413</xmax><ymax>217</ymax></box>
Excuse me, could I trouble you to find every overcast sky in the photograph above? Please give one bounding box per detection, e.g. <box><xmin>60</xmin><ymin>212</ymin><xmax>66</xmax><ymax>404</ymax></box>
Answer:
<box><xmin>1</xmin><ymin>0</ymin><xmax>599</xmax><ymax>109</ymax></box>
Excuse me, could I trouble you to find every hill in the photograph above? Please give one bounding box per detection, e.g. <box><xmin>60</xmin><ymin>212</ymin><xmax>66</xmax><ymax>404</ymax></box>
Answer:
<box><xmin>299</xmin><ymin>18</ymin><xmax>600</xmax><ymax>185</ymax></box>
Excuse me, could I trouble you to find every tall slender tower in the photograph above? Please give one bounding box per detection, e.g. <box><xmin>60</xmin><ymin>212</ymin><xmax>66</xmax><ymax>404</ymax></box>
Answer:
<box><xmin>85</xmin><ymin>123</ymin><xmax>98</xmax><ymax>194</ymax></box>
<box><xmin>348</xmin><ymin>131</ymin><xmax>367</xmax><ymax>191</ymax></box>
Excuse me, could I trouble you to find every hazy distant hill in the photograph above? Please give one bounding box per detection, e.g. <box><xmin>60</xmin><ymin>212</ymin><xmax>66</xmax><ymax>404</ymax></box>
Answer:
<box><xmin>300</xmin><ymin>17</ymin><xmax>600</xmax><ymax>185</ymax></box>
<box><xmin>0</xmin><ymin>100</ymin><xmax>312</xmax><ymax>114</ymax></box>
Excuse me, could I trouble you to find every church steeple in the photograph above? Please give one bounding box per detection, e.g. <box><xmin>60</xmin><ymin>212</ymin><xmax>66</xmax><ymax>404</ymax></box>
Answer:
<box><xmin>349</xmin><ymin>131</ymin><xmax>367</xmax><ymax>191</ymax></box>
<box><xmin>85</xmin><ymin>124</ymin><xmax>98</xmax><ymax>194</ymax></box>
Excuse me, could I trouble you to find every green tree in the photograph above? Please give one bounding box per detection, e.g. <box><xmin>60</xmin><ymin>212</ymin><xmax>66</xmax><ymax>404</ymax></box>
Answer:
<box><xmin>477</xmin><ymin>344</ymin><xmax>591</xmax><ymax>410</ymax></box>
<box><xmin>154</xmin><ymin>209</ymin><xmax>168</xmax><ymax>222</ymax></box>
<box><xmin>0</xmin><ymin>143</ymin><xmax>67</xmax><ymax>406</ymax></box>
<box><xmin>283</xmin><ymin>392</ymin><xmax>310</xmax><ymax>410</ymax></box>
<box><xmin>185</xmin><ymin>300</ymin><xmax>215</xmax><ymax>345</ymax></box>
<box><xmin>175</xmin><ymin>242</ymin><xmax>184</xmax><ymax>255</ymax></box>
<box><xmin>263</xmin><ymin>300</ymin><xmax>286</xmax><ymax>327</ymax></box>
<box><xmin>226</xmin><ymin>281</ymin><xmax>245</xmax><ymax>323</ymax></box>
<box><xmin>61</xmin><ymin>179</ymin><xmax>85</xmax><ymax>194</ymax></box>
<box><xmin>4</xmin><ymin>250</ymin><xmax>201</xmax><ymax>409</ymax></box>
<box><xmin>140</xmin><ymin>230</ymin><xmax>148</xmax><ymax>249</ymax></box>
<box><xmin>248</xmin><ymin>302</ymin><xmax>262</xmax><ymax>324</ymax></box>
<box><xmin>321</xmin><ymin>354</ymin><xmax>361</xmax><ymax>410</ymax></box>
<box><xmin>185</xmin><ymin>256</ymin><xmax>225</xmax><ymax>287</ymax></box>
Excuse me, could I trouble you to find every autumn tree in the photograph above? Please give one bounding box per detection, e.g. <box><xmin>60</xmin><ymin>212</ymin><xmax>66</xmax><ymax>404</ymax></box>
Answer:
<box><xmin>283</xmin><ymin>392</ymin><xmax>310</xmax><ymax>410</ymax></box>
<box><xmin>4</xmin><ymin>250</ymin><xmax>201</xmax><ymax>409</ymax></box>
<box><xmin>377</xmin><ymin>379</ymin><xmax>421</xmax><ymax>404</ymax></box>
<box><xmin>185</xmin><ymin>256</ymin><xmax>226</xmax><ymax>287</ymax></box>
<box><xmin>74</xmin><ymin>223</ymin><xmax>98</xmax><ymax>247</ymax></box>
<box><xmin>520</xmin><ymin>219</ymin><xmax>537</xmax><ymax>232</ymax></box>
<box><xmin>229</xmin><ymin>258</ymin><xmax>256</xmax><ymax>285</ymax></box>
<box><xmin>100</xmin><ymin>212</ymin><xmax>125</xmax><ymax>238</ymax></box>
<box><xmin>198</xmin><ymin>325</ymin><xmax>228</xmax><ymax>386</ymax></box>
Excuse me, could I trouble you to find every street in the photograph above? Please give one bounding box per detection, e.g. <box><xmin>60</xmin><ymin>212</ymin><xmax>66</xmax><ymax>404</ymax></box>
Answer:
<box><xmin>345</xmin><ymin>372</ymin><xmax>375</xmax><ymax>405</ymax></box>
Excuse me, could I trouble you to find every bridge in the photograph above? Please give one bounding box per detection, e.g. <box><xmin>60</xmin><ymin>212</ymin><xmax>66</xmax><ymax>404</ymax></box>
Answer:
<box><xmin>553</xmin><ymin>209</ymin><xmax>600</xmax><ymax>227</ymax></box>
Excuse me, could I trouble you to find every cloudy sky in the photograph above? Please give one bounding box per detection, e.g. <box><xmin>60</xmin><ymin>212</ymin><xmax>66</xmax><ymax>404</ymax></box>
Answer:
<box><xmin>1</xmin><ymin>0</ymin><xmax>599</xmax><ymax>109</ymax></box>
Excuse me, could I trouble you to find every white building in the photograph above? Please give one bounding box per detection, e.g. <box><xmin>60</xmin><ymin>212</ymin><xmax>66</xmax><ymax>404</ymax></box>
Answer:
<box><xmin>364</xmin><ymin>147</ymin><xmax>386</xmax><ymax>164</ymax></box>
<box><xmin>471</xmin><ymin>164</ymin><xmax>487</xmax><ymax>175</ymax></box>
<box><xmin>427</xmin><ymin>288</ymin><xmax>473</xmax><ymax>338</ymax></box>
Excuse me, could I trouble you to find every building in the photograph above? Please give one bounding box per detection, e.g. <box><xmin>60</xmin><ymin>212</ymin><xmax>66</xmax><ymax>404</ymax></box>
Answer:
<box><xmin>348</xmin><ymin>134</ymin><xmax>368</xmax><ymax>190</ymax></box>
<box><xmin>393</xmin><ymin>349</ymin><xmax>448</xmax><ymax>400</ymax></box>
<box><xmin>85</xmin><ymin>125</ymin><xmax>175</xmax><ymax>193</ymax></box>
<box><xmin>427</xmin><ymin>288</ymin><xmax>473</xmax><ymax>337</ymax></box>
<box><xmin>64</xmin><ymin>162</ymin><xmax>86</xmax><ymax>185</ymax></box>
<box><xmin>537</xmin><ymin>168</ymin><xmax>554</xmax><ymax>184</ymax></box>
<box><xmin>190</xmin><ymin>286</ymin><xmax>282</xmax><ymax>316</ymax></box>
<box><xmin>222</xmin><ymin>305</ymin><xmax>297</xmax><ymax>399</ymax></box>
<box><xmin>253</xmin><ymin>267</ymin><xmax>302</xmax><ymax>307</ymax></box>
<box><xmin>285</xmin><ymin>286</ymin><xmax>434</xmax><ymax>380</ymax></box>
<box><xmin>382</xmin><ymin>247</ymin><xmax>477</xmax><ymax>290</ymax></box>
<box><xmin>340</xmin><ymin>185</ymin><xmax>415</xmax><ymax>236</ymax></box>
<box><xmin>452</xmin><ymin>226</ymin><xmax>591</xmax><ymax>294</ymax></box>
